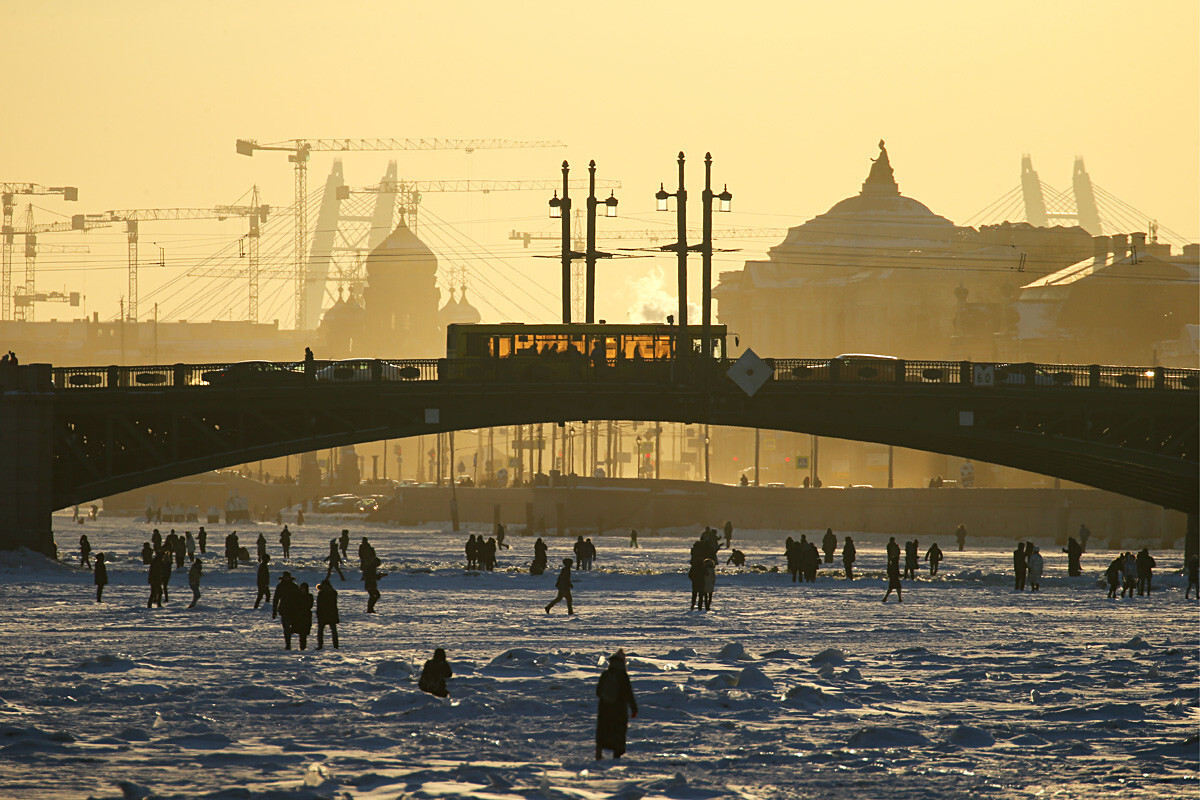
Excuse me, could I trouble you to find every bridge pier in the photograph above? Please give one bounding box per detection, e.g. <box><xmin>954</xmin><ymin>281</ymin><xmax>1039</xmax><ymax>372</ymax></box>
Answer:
<box><xmin>0</xmin><ymin>365</ymin><xmax>57</xmax><ymax>557</ymax></box>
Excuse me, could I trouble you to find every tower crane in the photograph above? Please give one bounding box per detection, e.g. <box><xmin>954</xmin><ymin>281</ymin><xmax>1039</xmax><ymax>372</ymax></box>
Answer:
<box><xmin>10</xmin><ymin>205</ymin><xmax>89</xmax><ymax>320</ymax></box>
<box><xmin>72</xmin><ymin>200</ymin><xmax>268</xmax><ymax>321</ymax></box>
<box><xmin>234</xmin><ymin>137</ymin><xmax>565</xmax><ymax>329</ymax></box>
<box><xmin>2</xmin><ymin>183</ymin><xmax>78</xmax><ymax>320</ymax></box>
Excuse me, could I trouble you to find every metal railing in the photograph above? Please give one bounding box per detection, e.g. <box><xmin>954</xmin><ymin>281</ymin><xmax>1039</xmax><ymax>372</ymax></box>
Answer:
<box><xmin>46</xmin><ymin>356</ymin><xmax>1198</xmax><ymax>392</ymax></box>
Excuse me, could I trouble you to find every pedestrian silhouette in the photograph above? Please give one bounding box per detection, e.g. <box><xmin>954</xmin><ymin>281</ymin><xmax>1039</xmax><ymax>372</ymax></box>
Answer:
<box><xmin>955</xmin><ymin>523</ymin><xmax>967</xmax><ymax>551</ymax></box>
<box><xmin>254</xmin><ymin>558</ymin><xmax>272</xmax><ymax>608</ymax></box>
<box><xmin>325</xmin><ymin>539</ymin><xmax>345</xmax><ymax>580</ymax></box>
<box><xmin>294</xmin><ymin>582</ymin><xmax>314</xmax><ymax>650</ymax></box>
<box><xmin>629</xmin><ymin>529</ymin><xmax>639</xmax><ymax>548</ymax></box>
<box><xmin>1013</xmin><ymin>542</ymin><xmax>1027</xmax><ymax>591</ymax></box>
<box><xmin>821</xmin><ymin>528</ymin><xmax>837</xmax><ymax>564</ymax></box>
<box><xmin>93</xmin><ymin>553</ymin><xmax>108</xmax><ymax>603</ymax></box>
<box><xmin>316</xmin><ymin>579</ymin><xmax>340</xmax><ymax>649</ymax></box>
<box><xmin>188</xmin><ymin>557</ymin><xmax>203</xmax><ymax>608</ymax></box>
<box><xmin>842</xmin><ymin>536</ymin><xmax>856</xmax><ymax>580</ymax></box>
<box><xmin>1063</xmin><ymin>537</ymin><xmax>1083</xmax><ymax>577</ymax></box>
<box><xmin>1184</xmin><ymin>554</ymin><xmax>1198</xmax><ymax>600</ymax></box>
<box><xmin>79</xmin><ymin>534</ymin><xmax>92</xmax><ymax>570</ymax></box>
<box><xmin>280</xmin><ymin>525</ymin><xmax>291</xmax><ymax>560</ymax></box>
<box><xmin>883</xmin><ymin>558</ymin><xmax>903</xmax><ymax>603</ymax></box>
<box><xmin>545</xmin><ymin>558</ymin><xmax>574</xmax><ymax>614</ymax></box>
<box><xmin>1027</xmin><ymin>545</ymin><xmax>1044</xmax><ymax>591</ymax></box>
<box><xmin>924</xmin><ymin>542</ymin><xmax>944</xmax><ymax>576</ymax></box>
<box><xmin>595</xmin><ymin>649</ymin><xmax>638</xmax><ymax>760</ymax></box>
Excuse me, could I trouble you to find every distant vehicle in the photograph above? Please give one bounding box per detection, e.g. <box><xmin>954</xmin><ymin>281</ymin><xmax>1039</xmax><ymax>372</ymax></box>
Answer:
<box><xmin>791</xmin><ymin>353</ymin><xmax>902</xmax><ymax>382</ymax></box>
<box><xmin>995</xmin><ymin>364</ymin><xmax>1054</xmax><ymax>386</ymax></box>
<box><xmin>399</xmin><ymin>479</ymin><xmax>419</xmax><ymax>487</ymax></box>
<box><xmin>316</xmin><ymin>494</ymin><xmax>361</xmax><ymax>513</ymax></box>
<box><xmin>765</xmin><ymin>482</ymin><xmax>786</xmax><ymax>488</ymax></box>
<box><xmin>314</xmin><ymin>358</ymin><xmax>419</xmax><ymax>383</ymax></box>
<box><xmin>848</xmin><ymin>484</ymin><xmax>875</xmax><ymax>489</ymax></box>
<box><xmin>356</xmin><ymin>497</ymin><xmax>379</xmax><ymax>512</ymax></box>
<box><xmin>203</xmin><ymin>361</ymin><xmax>305</xmax><ymax>387</ymax></box>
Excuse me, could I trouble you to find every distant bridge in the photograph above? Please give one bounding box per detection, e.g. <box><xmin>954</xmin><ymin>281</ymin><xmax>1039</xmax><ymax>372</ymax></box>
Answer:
<box><xmin>0</xmin><ymin>357</ymin><xmax>1195</xmax><ymax>555</ymax></box>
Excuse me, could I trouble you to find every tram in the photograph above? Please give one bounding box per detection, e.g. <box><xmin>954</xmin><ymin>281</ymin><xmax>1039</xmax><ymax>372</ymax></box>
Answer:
<box><xmin>444</xmin><ymin>322</ymin><xmax>728</xmax><ymax>380</ymax></box>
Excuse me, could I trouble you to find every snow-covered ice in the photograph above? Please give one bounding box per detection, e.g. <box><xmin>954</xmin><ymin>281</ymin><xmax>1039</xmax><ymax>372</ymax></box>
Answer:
<box><xmin>0</xmin><ymin>513</ymin><xmax>1195</xmax><ymax>799</ymax></box>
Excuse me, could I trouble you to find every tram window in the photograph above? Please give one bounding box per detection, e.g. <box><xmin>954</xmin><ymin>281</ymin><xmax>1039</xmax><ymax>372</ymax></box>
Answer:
<box><xmin>464</xmin><ymin>335</ymin><xmax>487</xmax><ymax>357</ymax></box>
<box><xmin>488</xmin><ymin>336</ymin><xmax>516</xmax><ymax>358</ymax></box>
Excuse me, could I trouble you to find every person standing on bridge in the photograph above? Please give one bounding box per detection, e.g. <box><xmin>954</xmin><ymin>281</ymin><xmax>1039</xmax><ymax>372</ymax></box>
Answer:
<box><xmin>545</xmin><ymin>558</ymin><xmax>574</xmax><ymax>615</ymax></box>
<box><xmin>821</xmin><ymin>528</ymin><xmax>837</xmax><ymax>564</ymax></box>
<box><xmin>1013</xmin><ymin>542</ymin><xmax>1027</xmax><ymax>591</ymax></box>
<box><xmin>842</xmin><ymin>536</ymin><xmax>856</xmax><ymax>580</ymax></box>
<box><xmin>93</xmin><ymin>553</ymin><xmax>108</xmax><ymax>603</ymax></box>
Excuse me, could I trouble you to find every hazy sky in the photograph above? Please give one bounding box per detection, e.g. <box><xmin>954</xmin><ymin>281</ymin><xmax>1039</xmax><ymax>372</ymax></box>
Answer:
<box><xmin>4</xmin><ymin>0</ymin><xmax>1197</xmax><ymax>326</ymax></box>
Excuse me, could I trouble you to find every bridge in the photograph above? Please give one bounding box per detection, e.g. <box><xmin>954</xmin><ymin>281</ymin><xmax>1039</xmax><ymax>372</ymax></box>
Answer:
<box><xmin>0</xmin><ymin>356</ymin><xmax>1195</xmax><ymax>556</ymax></box>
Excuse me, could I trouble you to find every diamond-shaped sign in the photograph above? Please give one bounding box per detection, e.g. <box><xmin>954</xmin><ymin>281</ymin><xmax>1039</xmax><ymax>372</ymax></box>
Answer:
<box><xmin>727</xmin><ymin>348</ymin><xmax>773</xmax><ymax>397</ymax></box>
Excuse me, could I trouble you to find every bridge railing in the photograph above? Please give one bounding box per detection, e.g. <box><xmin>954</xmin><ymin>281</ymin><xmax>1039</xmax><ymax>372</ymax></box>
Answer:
<box><xmin>47</xmin><ymin>357</ymin><xmax>1198</xmax><ymax>392</ymax></box>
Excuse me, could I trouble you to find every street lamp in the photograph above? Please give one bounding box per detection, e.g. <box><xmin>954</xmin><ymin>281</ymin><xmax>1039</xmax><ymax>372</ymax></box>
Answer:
<box><xmin>656</xmin><ymin>151</ymin><xmax>733</xmax><ymax>359</ymax></box>
<box><xmin>547</xmin><ymin>160</ymin><xmax>618</xmax><ymax>323</ymax></box>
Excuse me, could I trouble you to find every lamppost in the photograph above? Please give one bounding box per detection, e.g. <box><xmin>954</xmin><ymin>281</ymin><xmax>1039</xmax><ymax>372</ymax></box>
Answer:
<box><xmin>549</xmin><ymin>160</ymin><xmax>618</xmax><ymax>323</ymax></box>
<box><xmin>655</xmin><ymin>152</ymin><xmax>732</xmax><ymax>354</ymax></box>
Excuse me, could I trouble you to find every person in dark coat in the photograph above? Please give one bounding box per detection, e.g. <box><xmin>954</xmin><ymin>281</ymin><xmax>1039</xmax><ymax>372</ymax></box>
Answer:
<box><xmin>173</xmin><ymin>533</ymin><xmax>186</xmax><ymax>569</ymax></box>
<box><xmin>484</xmin><ymin>537</ymin><xmax>498</xmax><ymax>570</ymax></box>
<box><xmin>465</xmin><ymin>534</ymin><xmax>478</xmax><ymax>569</ymax></box>
<box><xmin>187</xmin><ymin>557</ymin><xmax>202</xmax><ymax>608</ymax></box>
<box><xmin>254</xmin><ymin>557</ymin><xmax>272</xmax><ymax>609</ymax></box>
<box><xmin>147</xmin><ymin>552</ymin><xmax>165</xmax><ymax>608</ymax></box>
<box><xmin>784</xmin><ymin>537</ymin><xmax>799</xmax><ymax>582</ymax></box>
<box><xmin>325</xmin><ymin>538</ymin><xmax>345</xmax><ymax>581</ymax></box>
<box><xmin>279</xmin><ymin>526</ymin><xmax>291</xmax><ymax>560</ymax></box>
<box><xmin>688</xmin><ymin>558</ymin><xmax>705</xmax><ymax>610</ymax></box>
<box><xmin>197</xmin><ymin>526</ymin><xmax>207</xmax><ymax>554</ymax></box>
<box><xmin>1135</xmin><ymin>548</ymin><xmax>1156</xmax><ymax>596</ymax></box>
<box><xmin>821</xmin><ymin>528</ymin><xmax>837</xmax><ymax>564</ymax></box>
<box><xmin>93</xmin><ymin>553</ymin><xmax>108</xmax><ymax>602</ymax></box>
<box><xmin>595</xmin><ymin>649</ymin><xmax>637</xmax><ymax>760</ymax></box>
<box><xmin>151</xmin><ymin>528</ymin><xmax>163</xmax><ymax>552</ymax></box>
<box><xmin>358</xmin><ymin>536</ymin><xmax>375</xmax><ymax>568</ymax></box>
<box><xmin>255</xmin><ymin>533</ymin><xmax>268</xmax><ymax>564</ymax></box>
<box><xmin>339</xmin><ymin>529</ymin><xmax>350</xmax><ymax>561</ymax></box>
<box><xmin>418</xmin><ymin>648</ymin><xmax>453</xmax><ymax>697</ymax></box>
<box><xmin>545</xmin><ymin>558</ymin><xmax>574</xmax><ymax>614</ymax></box>
<box><xmin>1063</xmin><ymin>537</ymin><xmax>1083</xmax><ymax>577</ymax></box>
<box><xmin>140</xmin><ymin>541</ymin><xmax>153</xmax><ymax>565</ymax></box>
<box><xmin>723</xmin><ymin>520</ymin><xmax>733</xmax><ymax>549</ymax></box>
<box><xmin>1013</xmin><ymin>542</ymin><xmax>1027</xmax><ymax>591</ymax></box>
<box><xmin>79</xmin><ymin>534</ymin><xmax>92</xmax><ymax>570</ymax></box>
<box><xmin>531</xmin><ymin>537</ymin><xmax>548</xmax><ymax>575</ymax></box>
<box><xmin>924</xmin><ymin>542</ymin><xmax>944</xmax><ymax>576</ymax></box>
<box><xmin>842</xmin><ymin>536</ymin><xmax>856</xmax><ymax>580</ymax></box>
<box><xmin>362</xmin><ymin>552</ymin><xmax>384</xmax><ymax>613</ymax></box>
<box><xmin>316</xmin><ymin>579</ymin><xmax>339</xmax><ymax>649</ymax></box>
<box><xmin>272</xmin><ymin>572</ymin><xmax>300</xmax><ymax>648</ymax></box>
<box><xmin>886</xmin><ymin>536</ymin><xmax>900</xmax><ymax>567</ymax></box>
<box><xmin>726</xmin><ymin>548</ymin><xmax>745</xmax><ymax>566</ymax></box>
<box><xmin>882</xmin><ymin>557</ymin><xmax>903</xmax><ymax>603</ymax></box>
<box><xmin>1105</xmin><ymin>554</ymin><xmax>1123</xmax><ymax>598</ymax></box>
<box><xmin>955</xmin><ymin>523</ymin><xmax>967</xmax><ymax>551</ymax></box>
<box><xmin>1185</xmin><ymin>554</ymin><xmax>1199</xmax><ymax>600</ymax></box>
<box><xmin>903</xmin><ymin>540</ymin><xmax>920</xmax><ymax>580</ymax></box>
<box><xmin>629</xmin><ymin>529</ymin><xmax>639</xmax><ymax>548</ymax></box>
<box><xmin>225</xmin><ymin>532</ymin><xmax>239</xmax><ymax>569</ymax></box>
<box><xmin>294</xmin><ymin>583</ymin><xmax>314</xmax><ymax>650</ymax></box>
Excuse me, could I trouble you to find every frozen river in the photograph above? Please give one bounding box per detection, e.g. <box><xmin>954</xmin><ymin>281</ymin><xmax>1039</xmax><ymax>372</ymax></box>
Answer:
<box><xmin>0</xmin><ymin>513</ymin><xmax>1195</xmax><ymax>799</ymax></box>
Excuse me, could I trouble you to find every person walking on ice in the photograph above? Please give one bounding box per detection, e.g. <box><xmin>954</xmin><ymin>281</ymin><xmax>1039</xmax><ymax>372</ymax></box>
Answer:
<box><xmin>595</xmin><ymin>649</ymin><xmax>637</xmax><ymax>760</ymax></box>
<box><xmin>545</xmin><ymin>558</ymin><xmax>574</xmax><ymax>615</ymax></box>
<box><xmin>93</xmin><ymin>553</ymin><xmax>108</xmax><ymax>603</ymax></box>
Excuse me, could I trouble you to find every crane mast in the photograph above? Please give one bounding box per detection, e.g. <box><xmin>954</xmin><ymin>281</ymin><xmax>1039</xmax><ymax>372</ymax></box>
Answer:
<box><xmin>1</xmin><ymin>183</ymin><xmax>77</xmax><ymax>321</ymax></box>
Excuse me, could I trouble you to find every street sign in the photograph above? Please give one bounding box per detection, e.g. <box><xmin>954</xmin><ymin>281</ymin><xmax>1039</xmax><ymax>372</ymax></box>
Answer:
<box><xmin>726</xmin><ymin>348</ymin><xmax>773</xmax><ymax>397</ymax></box>
<box><xmin>973</xmin><ymin>365</ymin><xmax>994</xmax><ymax>387</ymax></box>
<box><xmin>794</xmin><ymin>456</ymin><xmax>809</xmax><ymax>469</ymax></box>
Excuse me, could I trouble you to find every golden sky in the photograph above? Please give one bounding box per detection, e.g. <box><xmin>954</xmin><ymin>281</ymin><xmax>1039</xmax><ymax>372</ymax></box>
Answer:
<box><xmin>4</xmin><ymin>0</ymin><xmax>1197</xmax><ymax>325</ymax></box>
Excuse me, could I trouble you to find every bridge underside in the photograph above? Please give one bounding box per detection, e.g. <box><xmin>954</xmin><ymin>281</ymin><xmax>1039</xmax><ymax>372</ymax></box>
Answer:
<box><xmin>53</xmin><ymin>380</ymin><xmax>1197</xmax><ymax>515</ymax></box>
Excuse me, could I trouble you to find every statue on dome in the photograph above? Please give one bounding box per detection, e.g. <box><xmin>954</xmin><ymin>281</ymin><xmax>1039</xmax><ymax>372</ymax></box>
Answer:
<box><xmin>862</xmin><ymin>139</ymin><xmax>898</xmax><ymax>193</ymax></box>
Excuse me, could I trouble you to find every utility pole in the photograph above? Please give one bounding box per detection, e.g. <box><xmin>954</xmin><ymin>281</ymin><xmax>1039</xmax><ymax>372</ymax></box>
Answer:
<box><xmin>549</xmin><ymin>160</ymin><xmax>617</xmax><ymax>322</ymax></box>
<box><xmin>754</xmin><ymin>428</ymin><xmax>761</xmax><ymax>487</ymax></box>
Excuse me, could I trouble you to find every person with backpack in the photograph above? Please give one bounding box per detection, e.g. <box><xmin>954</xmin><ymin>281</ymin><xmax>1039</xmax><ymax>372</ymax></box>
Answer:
<box><xmin>595</xmin><ymin>649</ymin><xmax>638</xmax><ymax>760</ymax></box>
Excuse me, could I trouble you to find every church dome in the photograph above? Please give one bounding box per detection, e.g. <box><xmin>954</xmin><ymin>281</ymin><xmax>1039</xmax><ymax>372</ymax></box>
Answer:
<box><xmin>365</xmin><ymin>217</ymin><xmax>437</xmax><ymax>272</ymax></box>
<box><xmin>452</xmin><ymin>288</ymin><xmax>482</xmax><ymax>324</ymax></box>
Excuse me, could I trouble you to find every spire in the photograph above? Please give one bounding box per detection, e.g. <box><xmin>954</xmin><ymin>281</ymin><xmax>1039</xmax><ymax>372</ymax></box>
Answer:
<box><xmin>861</xmin><ymin>139</ymin><xmax>899</xmax><ymax>196</ymax></box>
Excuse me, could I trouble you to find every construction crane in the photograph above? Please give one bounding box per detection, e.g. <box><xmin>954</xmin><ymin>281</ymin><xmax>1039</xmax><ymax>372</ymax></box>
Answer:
<box><xmin>8</xmin><ymin>206</ymin><xmax>96</xmax><ymax>322</ymax></box>
<box><xmin>2</xmin><ymin>183</ymin><xmax>78</xmax><ymax>320</ymax></box>
<box><xmin>234</xmin><ymin>137</ymin><xmax>566</xmax><ymax>329</ymax></box>
<box><xmin>72</xmin><ymin>201</ymin><xmax>268</xmax><ymax>321</ymax></box>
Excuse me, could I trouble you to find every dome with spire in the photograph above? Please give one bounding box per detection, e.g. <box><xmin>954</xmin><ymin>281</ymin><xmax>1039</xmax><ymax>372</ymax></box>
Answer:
<box><xmin>438</xmin><ymin>286</ymin><xmax>483</xmax><ymax>326</ymax></box>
